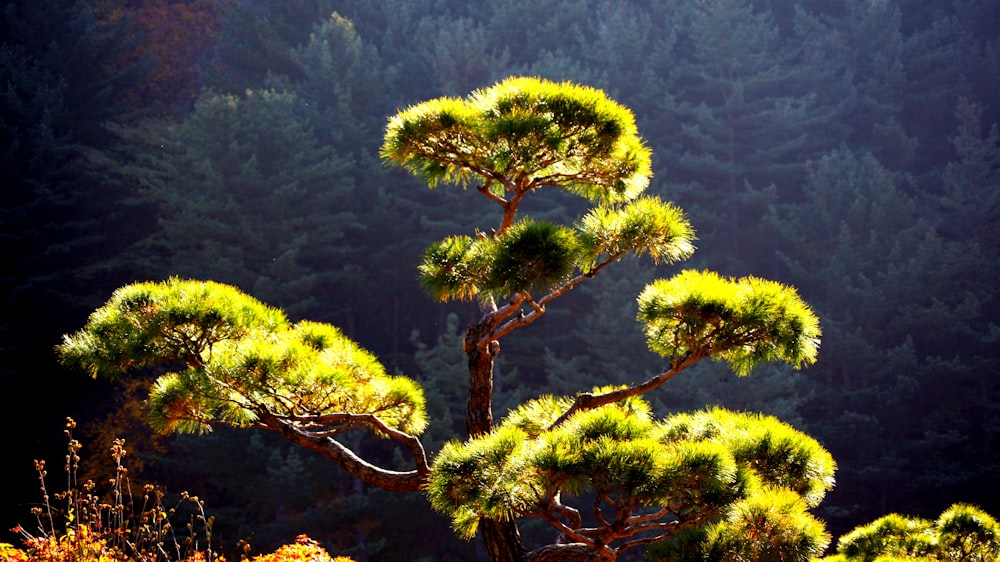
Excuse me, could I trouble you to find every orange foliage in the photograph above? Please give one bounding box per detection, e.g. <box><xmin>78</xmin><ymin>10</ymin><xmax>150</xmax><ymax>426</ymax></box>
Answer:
<box><xmin>95</xmin><ymin>0</ymin><xmax>218</xmax><ymax>112</ymax></box>
<box><xmin>0</xmin><ymin>541</ymin><xmax>31</xmax><ymax>562</ymax></box>
<box><xmin>6</xmin><ymin>524</ymin><xmax>134</xmax><ymax>562</ymax></box>
<box><xmin>248</xmin><ymin>534</ymin><xmax>355</xmax><ymax>562</ymax></box>
<box><xmin>1</xmin><ymin>532</ymin><xmax>355</xmax><ymax>562</ymax></box>
<box><xmin>3</xmin><ymin>419</ymin><xmax>356</xmax><ymax>562</ymax></box>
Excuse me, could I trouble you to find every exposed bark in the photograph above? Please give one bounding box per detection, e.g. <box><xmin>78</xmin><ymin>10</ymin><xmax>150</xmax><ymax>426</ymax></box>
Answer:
<box><xmin>464</xmin><ymin>306</ymin><xmax>527</xmax><ymax>561</ymax></box>
<box><xmin>465</xmin><ymin>316</ymin><xmax>500</xmax><ymax>437</ymax></box>
<box><xmin>256</xmin><ymin>411</ymin><xmax>426</xmax><ymax>493</ymax></box>
<box><xmin>481</xmin><ymin>519</ymin><xmax>528</xmax><ymax>562</ymax></box>
<box><xmin>547</xmin><ymin>352</ymin><xmax>703</xmax><ymax>430</ymax></box>
<box><xmin>524</xmin><ymin>543</ymin><xmax>613</xmax><ymax>562</ymax></box>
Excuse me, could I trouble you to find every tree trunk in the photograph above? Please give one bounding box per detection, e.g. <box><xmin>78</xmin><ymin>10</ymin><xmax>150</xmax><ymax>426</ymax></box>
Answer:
<box><xmin>465</xmin><ymin>318</ymin><xmax>525</xmax><ymax>562</ymax></box>
<box><xmin>465</xmin><ymin>321</ymin><xmax>496</xmax><ymax>437</ymax></box>
<box><xmin>481</xmin><ymin>519</ymin><xmax>526</xmax><ymax>562</ymax></box>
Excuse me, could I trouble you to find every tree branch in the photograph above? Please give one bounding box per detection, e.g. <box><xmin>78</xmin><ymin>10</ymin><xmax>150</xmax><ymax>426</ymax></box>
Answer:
<box><xmin>287</xmin><ymin>411</ymin><xmax>429</xmax><ymax>474</ymax></box>
<box><xmin>477</xmin><ymin>179</ymin><xmax>507</xmax><ymax>207</ymax></box>
<box><xmin>493</xmin><ymin>252</ymin><xmax>624</xmax><ymax>341</ymax></box>
<box><xmin>625</xmin><ymin>506</ymin><xmax>670</xmax><ymax>526</ymax></box>
<box><xmin>546</xmin><ymin>352</ymin><xmax>703</xmax><ymax>430</ymax></box>
<box><xmin>551</xmin><ymin>496</ymin><xmax>583</xmax><ymax>531</ymax></box>
<box><xmin>500</xmin><ymin>187</ymin><xmax>530</xmax><ymax>232</ymax></box>
<box><xmin>256</xmin><ymin>411</ymin><xmax>427</xmax><ymax>493</ymax></box>
<box><xmin>524</xmin><ymin>542</ymin><xmax>616</xmax><ymax>562</ymax></box>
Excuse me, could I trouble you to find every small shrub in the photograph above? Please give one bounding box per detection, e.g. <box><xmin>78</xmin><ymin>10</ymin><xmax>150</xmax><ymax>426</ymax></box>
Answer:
<box><xmin>1</xmin><ymin>418</ymin><xmax>354</xmax><ymax>562</ymax></box>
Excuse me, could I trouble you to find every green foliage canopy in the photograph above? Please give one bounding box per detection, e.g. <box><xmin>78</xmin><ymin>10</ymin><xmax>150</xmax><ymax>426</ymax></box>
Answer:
<box><xmin>58</xmin><ymin>279</ymin><xmax>427</xmax><ymax>438</ymax></box>
<box><xmin>57</xmin><ymin>76</ymin><xmax>833</xmax><ymax>560</ymax></box>
<box><xmin>417</xmin><ymin>196</ymin><xmax>695</xmax><ymax>302</ymax></box>
<box><xmin>379</xmin><ymin>76</ymin><xmax>828</xmax><ymax>560</ymax></box>
<box><xmin>383</xmin><ymin>76</ymin><xmax>687</xmax><ymax>312</ymax></box>
<box><xmin>821</xmin><ymin>503</ymin><xmax>1000</xmax><ymax>562</ymax></box>
<box><xmin>638</xmin><ymin>269</ymin><xmax>821</xmax><ymax>375</ymax></box>
<box><xmin>426</xmin><ymin>398</ymin><xmax>834</xmax><ymax>560</ymax></box>
<box><xmin>381</xmin><ymin>76</ymin><xmax>651</xmax><ymax>202</ymax></box>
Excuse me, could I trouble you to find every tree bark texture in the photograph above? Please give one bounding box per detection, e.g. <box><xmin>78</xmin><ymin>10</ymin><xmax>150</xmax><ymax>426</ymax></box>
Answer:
<box><xmin>465</xmin><ymin>319</ymin><xmax>499</xmax><ymax>437</ymax></box>
<box><xmin>465</xmin><ymin>317</ymin><xmax>526</xmax><ymax>561</ymax></box>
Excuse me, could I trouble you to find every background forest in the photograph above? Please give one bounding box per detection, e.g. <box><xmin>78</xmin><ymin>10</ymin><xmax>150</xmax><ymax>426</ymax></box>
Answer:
<box><xmin>2</xmin><ymin>0</ymin><xmax>998</xmax><ymax>560</ymax></box>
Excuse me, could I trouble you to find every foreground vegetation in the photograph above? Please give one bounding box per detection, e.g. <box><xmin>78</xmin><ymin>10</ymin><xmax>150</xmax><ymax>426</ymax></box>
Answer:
<box><xmin>4</xmin><ymin>419</ymin><xmax>997</xmax><ymax>561</ymax></box>
<box><xmin>819</xmin><ymin>504</ymin><xmax>1000</xmax><ymax>562</ymax></box>
<box><xmin>0</xmin><ymin>419</ymin><xmax>354</xmax><ymax>562</ymax></box>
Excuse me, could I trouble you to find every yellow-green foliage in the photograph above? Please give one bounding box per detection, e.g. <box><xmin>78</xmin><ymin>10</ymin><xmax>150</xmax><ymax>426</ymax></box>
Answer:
<box><xmin>703</xmin><ymin>487</ymin><xmax>831</xmax><ymax>562</ymax></box>
<box><xmin>659</xmin><ymin>408</ymin><xmax>836</xmax><ymax>508</ymax></box>
<box><xmin>488</xmin><ymin>219</ymin><xmax>581</xmax><ymax>295</ymax></box>
<box><xmin>58</xmin><ymin>278</ymin><xmax>289</xmax><ymax>379</ymax></box>
<box><xmin>822</xmin><ymin>503</ymin><xmax>1000</xmax><ymax>562</ymax></box>
<box><xmin>937</xmin><ymin>503</ymin><xmax>1000</xmax><ymax>561</ymax></box>
<box><xmin>417</xmin><ymin>197</ymin><xmax>697</xmax><ymax>302</ymax></box>
<box><xmin>381</xmin><ymin>76</ymin><xmax>652</xmax><ymax>202</ymax></box>
<box><xmin>637</xmin><ymin>269</ymin><xmax>821</xmax><ymax>374</ymax></box>
<box><xmin>426</xmin><ymin>394</ymin><xmax>834</xmax><ymax>558</ymax></box>
<box><xmin>387</xmin><ymin>77</ymin><xmax>700</xmax><ymax>305</ymax></box>
<box><xmin>58</xmin><ymin>278</ymin><xmax>427</xmax><ymax>437</ymax></box>
<box><xmin>576</xmin><ymin>196</ymin><xmax>696</xmax><ymax>269</ymax></box>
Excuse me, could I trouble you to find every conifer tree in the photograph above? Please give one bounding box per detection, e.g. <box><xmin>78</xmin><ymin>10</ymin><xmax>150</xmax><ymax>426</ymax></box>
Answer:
<box><xmin>793</xmin><ymin>0</ymin><xmax>916</xmax><ymax>169</ymax></box>
<box><xmin>818</xmin><ymin>503</ymin><xmax>1000</xmax><ymax>562</ymax></box>
<box><xmin>61</xmin><ymin>78</ymin><xmax>829</xmax><ymax>562</ymax></box>
<box><xmin>205</xmin><ymin>0</ymin><xmax>335</xmax><ymax>93</ymax></box>
<box><xmin>106</xmin><ymin>89</ymin><xmax>358</xmax><ymax>317</ymax></box>
<box><xmin>653</xmin><ymin>0</ymin><xmax>851</xmax><ymax>270</ymax></box>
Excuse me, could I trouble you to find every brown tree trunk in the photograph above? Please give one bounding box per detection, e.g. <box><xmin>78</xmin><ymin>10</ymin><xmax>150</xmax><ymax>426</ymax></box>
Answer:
<box><xmin>480</xmin><ymin>519</ymin><xmax>526</xmax><ymax>562</ymax></box>
<box><xmin>465</xmin><ymin>321</ymin><xmax>497</xmax><ymax>437</ymax></box>
<box><xmin>465</xmin><ymin>318</ymin><xmax>525</xmax><ymax>562</ymax></box>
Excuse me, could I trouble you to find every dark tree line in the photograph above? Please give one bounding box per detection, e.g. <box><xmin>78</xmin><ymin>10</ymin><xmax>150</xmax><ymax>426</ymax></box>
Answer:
<box><xmin>2</xmin><ymin>0</ymin><xmax>998</xmax><ymax>559</ymax></box>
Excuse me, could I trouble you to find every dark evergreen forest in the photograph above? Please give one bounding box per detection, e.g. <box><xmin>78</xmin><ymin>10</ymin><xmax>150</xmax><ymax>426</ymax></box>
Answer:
<box><xmin>2</xmin><ymin>0</ymin><xmax>998</xmax><ymax>559</ymax></box>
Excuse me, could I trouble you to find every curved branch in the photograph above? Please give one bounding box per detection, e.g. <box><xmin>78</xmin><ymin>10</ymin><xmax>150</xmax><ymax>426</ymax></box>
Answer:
<box><xmin>625</xmin><ymin>506</ymin><xmax>670</xmax><ymax>526</ymax></box>
<box><xmin>551</xmin><ymin>497</ymin><xmax>582</xmax><ymax>531</ymax></box>
<box><xmin>477</xmin><ymin>180</ymin><xmax>507</xmax><ymax>207</ymax></box>
<box><xmin>524</xmin><ymin>542</ymin><xmax>616</xmax><ymax>562</ymax></box>
<box><xmin>256</xmin><ymin>411</ymin><xmax>427</xmax><ymax>493</ymax></box>
<box><xmin>529</xmin><ymin>509</ymin><xmax>593</xmax><ymax>548</ymax></box>
<box><xmin>536</xmin><ymin>251</ymin><xmax>623</xmax><ymax>309</ymax></box>
<box><xmin>613</xmin><ymin>522</ymin><xmax>682</xmax><ymax>554</ymax></box>
<box><xmin>287</xmin><ymin>411</ymin><xmax>429</xmax><ymax>475</ymax></box>
<box><xmin>491</xmin><ymin>293</ymin><xmax>527</xmax><ymax>325</ymax></box>
<box><xmin>547</xmin><ymin>352</ymin><xmax>704</xmax><ymax>430</ymax></box>
<box><xmin>493</xmin><ymin>251</ymin><xmax>624</xmax><ymax>341</ymax></box>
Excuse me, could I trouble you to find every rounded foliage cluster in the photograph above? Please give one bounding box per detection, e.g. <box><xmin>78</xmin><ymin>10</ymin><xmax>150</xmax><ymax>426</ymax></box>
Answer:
<box><xmin>638</xmin><ymin>269</ymin><xmax>821</xmax><ymax>374</ymax></box>
<box><xmin>57</xmin><ymin>278</ymin><xmax>427</xmax><ymax>436</ymax></box>
<box><xmin>418</xmin><ymin>196</ymin><xmax>695</xmax><ymax>301</ymax></box>
<box><xmin>426</xmin><ymin>396</ymin><xmax>834</xmax><ymax>559</ymax></box>
<box><xmin>822</xmin><ymin>503</ymin><xmax>1000</xmax><ymax>561</ymax></box>
<box><xmin>381</xmin><ymin>76</ymin><xmax>652</xmax><ymax>201</ymax></box>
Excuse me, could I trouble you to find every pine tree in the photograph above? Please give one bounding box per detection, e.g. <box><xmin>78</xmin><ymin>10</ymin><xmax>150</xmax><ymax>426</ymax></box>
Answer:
<box><xmin>60</xmin><ymin>78</ymin><xmax>829</xmax><ymax>562</ymax></box>
<box><xmin>204</xmin><ymin>0</ymin><xmax>336</xmax><ymax>93</ymax></box>
<box><xmin>652</xmin><ymin>0</ymin><xmax>852</xmax><ymax>271</ymax></box>
<box><xmin>793</xmin><ymin>0</ymin><xmax>917</xmax><ymax>169</ymax></box>
<box><xmin>107</xmin><ymin>89</ymin><xmax>358</xmax><ymax>317</ymax></box>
